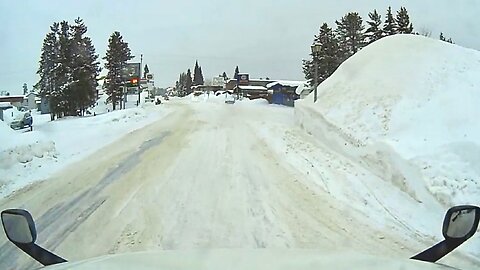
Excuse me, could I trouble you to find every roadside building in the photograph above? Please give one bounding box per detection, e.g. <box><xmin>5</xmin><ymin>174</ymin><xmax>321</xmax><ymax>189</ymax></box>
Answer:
<box><xmin>266</xmin><ymin>81</ymin><xmax>306</xmax><ymax>107</ymax></box>
<box><xmin>225</xmin><ymin>78</ymin><xmax>275</xmax><ymax>91</ymax></box>
<box><xmin>0</xmin><ymin>95</ymin><xmax>25</xmax><ymax>108</ymax></box>
<box><xmin>236</xmin><ymin>85</ymin><xmax>269</xmax><ymax>100</ymax></box>
<box><xmin>295</xmin><ymin>83</ymin><xmax>312</xmax><ymax>99</ymax></box>
<box><xmin>40</xmin><ymin>96</ymin><xmax>51</xmax><ymax>114</ymax></box>
<box><xmin>23</xmin><ymin>92</ymin><xmax>40</xmax><ymax>110</ymax></box>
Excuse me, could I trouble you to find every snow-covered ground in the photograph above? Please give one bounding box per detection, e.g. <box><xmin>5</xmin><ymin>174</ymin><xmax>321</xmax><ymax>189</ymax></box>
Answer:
<box><xmin>0</xmin><ymin>94</ymin><xmax>478</xmax><ymax>269</ymax></box>
<box><xmin>0</xmin><ymin>97</ymin><xmax>171</xmax><ymax>197</ymax></box>
<box><xmin>296</xmin><ymin>34</ymin><xmax>480</xmax><ymax>258</ymax></box>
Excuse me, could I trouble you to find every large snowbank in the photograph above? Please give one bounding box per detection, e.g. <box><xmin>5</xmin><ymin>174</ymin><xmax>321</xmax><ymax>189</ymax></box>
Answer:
<box><xmin>296</xmin><ymin>35</ymin><xmax>480</xmax><ymax>207</ymax></box>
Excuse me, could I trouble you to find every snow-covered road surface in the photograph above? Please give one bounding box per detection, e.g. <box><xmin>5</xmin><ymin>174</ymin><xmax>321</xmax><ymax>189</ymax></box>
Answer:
<box><xmin>0</xmin><ymin>99</ymin><xmax>478</xmax><ymax>269</ymax></box>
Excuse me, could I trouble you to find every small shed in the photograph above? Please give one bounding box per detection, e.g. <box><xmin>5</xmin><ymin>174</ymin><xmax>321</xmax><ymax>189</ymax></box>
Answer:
<box><xmin>40</xmin><ymin>96</ymin><xmax>51</xmax><ymax>114</ymax></box>
<box><xmin>266</xmin><ymin>81</ymin><xmax>305</xmax><ymax>107</ymax></box>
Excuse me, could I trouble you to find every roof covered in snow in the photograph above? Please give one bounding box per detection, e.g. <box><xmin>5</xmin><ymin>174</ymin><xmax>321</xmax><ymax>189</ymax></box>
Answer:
<box><xmin>266</xmin><ymin>80</ymin><xmax>307</xmax><ymax>89</ymax></box>
<box><xmin>0</xmin><ymin>95</ymin><xmax>25</xmax><ymax>100</ymax></box>
<box><xmin>237</xmin><ymin>85</ymin><xmax>267</xmax><ymax>91</ymax></box>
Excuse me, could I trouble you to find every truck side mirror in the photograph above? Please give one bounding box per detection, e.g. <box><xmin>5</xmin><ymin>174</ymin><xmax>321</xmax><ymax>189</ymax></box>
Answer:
<box><xmin>1</xmin><ymin>209</ymin><xmax>67</xmax><ymax>266</ymax></box>
<box><xmin>411</xmin><ymin>205</ymin><xmax>480</xmax><ymax>263</ymax></box>
<box><xmin>443</xmin><ymin>205</ymin><xmax>480</xmax><ymax>241</ymax></box>
<box><xmin>1</xmin><ymin>209</ymin><xmax>37</xmax><ymax>245</ymax></box>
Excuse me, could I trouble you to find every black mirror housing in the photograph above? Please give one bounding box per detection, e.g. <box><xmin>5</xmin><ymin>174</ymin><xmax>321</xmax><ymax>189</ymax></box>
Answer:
<box><xmin>1</xmin><ymin>209</ymin><xmax>37</xmax><ymax>245</ymax></box>
<box><xmin>411</xmin><ymin>205</ymin><xmax>480</xmax><ymax>263</ymax></box>
<box><xmin>1</xmin><ymin>208</ymin><xmax>67</xmax><ymax>266</ymax></box>
<box><xmin>442</xmin><ymin>205</ymin><xmax>480</xmax><ymax>241</ymax></box>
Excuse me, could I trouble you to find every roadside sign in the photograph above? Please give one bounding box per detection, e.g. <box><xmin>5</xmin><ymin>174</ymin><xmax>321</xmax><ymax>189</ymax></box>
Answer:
<box><xmin>122</xmin><ymin>63</ymin><xmax>141</xmax><ymax>81</ymax></box>
<box><xmin>237</xmin><ymin>73</ymin><xmax>249</xmax><ymax>85</ymax></box>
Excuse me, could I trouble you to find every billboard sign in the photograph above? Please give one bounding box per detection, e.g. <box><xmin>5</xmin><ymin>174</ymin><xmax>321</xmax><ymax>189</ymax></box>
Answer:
<box><xmin>237</xmin><ymin>73</ymin><xmax>249</xmax><ymax>85</ymax></box>
<box><xmin>122</xmin><ymin>63</ymin><xmax>141</xmax><ymax>81</ymax></box>
<box><xmin>212</xmin><ymin>76</ymin><xmax>225</xmax><ymax>86</ymax></box>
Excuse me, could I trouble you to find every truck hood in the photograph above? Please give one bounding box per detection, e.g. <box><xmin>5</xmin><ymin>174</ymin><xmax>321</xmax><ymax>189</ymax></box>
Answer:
<box><xmin>47</xmin><ymin>249</ymin><xmax>453</xmax><ymax>270</ymax></box>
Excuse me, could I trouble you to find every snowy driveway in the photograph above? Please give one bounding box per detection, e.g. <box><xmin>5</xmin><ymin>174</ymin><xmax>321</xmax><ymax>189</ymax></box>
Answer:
<box><xmin>0</xmin><ymin>100</ymin><xmax>478</xmax><ymax>269</ymax></box>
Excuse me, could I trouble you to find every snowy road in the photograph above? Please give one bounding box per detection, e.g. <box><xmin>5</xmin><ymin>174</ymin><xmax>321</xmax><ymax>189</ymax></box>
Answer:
<box><xmin>0</xmin><ymin>99</ymin><xmax>478</xmax><ymax>269</ymax></box>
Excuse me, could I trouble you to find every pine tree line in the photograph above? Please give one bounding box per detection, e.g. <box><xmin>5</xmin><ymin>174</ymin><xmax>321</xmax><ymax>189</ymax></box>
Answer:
<box><xmin>175</xmin><ymin>60</ymin><xmax>205</xmax><ymax>96</ymax></box>
<box><xmin>303</xmin><ymin>6</ymin><xmax>414</xmax><ymax>87</ymax></box>
<box><xmin>175</xmin><ymin>69</ymin><xmax>192</xmax><ymax>97</ymax></box>
<box><xmin>439</xmin><ymin>32</ymin><xmax>454</xmax><ymax>44</ymax></box>
<box><xmin>36</xmin><ymin>18</ymin><xmax>101</xmax><ymax>120</ymax></box>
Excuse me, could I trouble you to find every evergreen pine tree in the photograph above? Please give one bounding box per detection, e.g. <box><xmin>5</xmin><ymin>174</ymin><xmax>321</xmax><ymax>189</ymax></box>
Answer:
<box><xmin>304</xmin><ymin>23</ymin><xmax>341</xmax><ymax>87</ymax></box>
<box><xmin>70</xmin><ymin>17</ymin><xmax>101</xmax><ymax>116</ymax></box>
<box><xmin>302</xmin><ymin>59</ymin><xmax>313</xmax><ymax>86</ymax></box>
<box><xmin>335</xmin><ymin>12</ymin><xmax>365</xmax><ymax>60</ymax></box>
<box><xmin>104</xmin><ymin>31</ymin><xmax>133</xmax><ymax>110</ymax></box>
<box><xmin>176</xmin><ymin>72</ymin><xmax>187</xmax><ymax>96</ymax></box>
<box><xmin>35</xmin><ymin>23</ymin><xmax>61</xmax><ymax>120</ymax></box>
<box><xmin>186</xmin><ymin>69</ymin><xmax>192</xmax><ymax>94</ymax></box>
<box><xmin>23</xmin><ymin>83</ymin><xmax>28</xmax><ymax>95</ymax></box>
<box><xmin>396</xmin><ymin>7</ymin><xmax>414</xmax><ymax>34</ymax></box>
<box><xmin>365</xmin><ymin>9</ymin><xmax>383</xmax><ymax>44</ymax></box>
<box><xmin>440</xmin><ymin>32</ymin><xmax>446</xmax><ymax>41</ymax></box>
<box><xmin>193</xmin><ymin>60</ymin><xmax>202</xmax><ymax>85</ymax></box>
<box><xmin>56</xmin><ymin>21</ymin><xmax>73</xmax><ymax>115</ymax></box>
<box><xmin>198</xmin><ymin>66</ymin><xmax>204</xmax><ymax>85</ymax></box>
<box><xmin>234</xmin><ymin>66</ymin><xmax>239</xmax><ymax>80</ymax></box>
<box><xmin>36</xmin><ymin>19</ymin><xmax>100</xmax><ymax>118</ymax></box>
<box><xmin>383</xmin><ymin>7</ymin><xmax>398</xmax><ymax>36</ymax></box>
<box><xmin>222</xmin><ymin>71</ymin><xmax>228</xmax><ymax>80</ymax></box>
<box><xmin>144</xmin><ymin>64</ymin><xmax>149</xmax><ymax>78</ymax></box>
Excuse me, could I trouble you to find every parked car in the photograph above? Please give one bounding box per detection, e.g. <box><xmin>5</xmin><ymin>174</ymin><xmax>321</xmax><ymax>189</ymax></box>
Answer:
<box><xmin>10</xmin><ymin>112</ymin><xmax>33</xmax><ymax>130</ymax></box>
<box><xmin>2</xmin><ymin>105</ymin><xmax>33</xmax><ymax>130</ymax></box>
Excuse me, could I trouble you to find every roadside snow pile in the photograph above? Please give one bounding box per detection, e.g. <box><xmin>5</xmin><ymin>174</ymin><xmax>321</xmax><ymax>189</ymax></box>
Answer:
<box><xmin>0</xmin><ymin>120</ymin><xmax>17</xmax><ymax>150</ymax></box>
<box><xmin>0</xmin><ymin>120</ymin><xmax>56</xmax><ymax>164</ymax></box>
<box><xmin>296</xmin><ymin>35</ymin><xmax>480</xmax><ymax>207</ymax></box>
<box><xmin>0</xmin><ymin>105</ymin><xmax>170</xmax><ymax>197</ymax></box>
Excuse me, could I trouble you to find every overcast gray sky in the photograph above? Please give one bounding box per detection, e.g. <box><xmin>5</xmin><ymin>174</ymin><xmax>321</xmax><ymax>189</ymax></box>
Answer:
<box><xmin>1</xmin><ymin>0</ymin><xmax>479</xmax><ymax>94</ymax></box>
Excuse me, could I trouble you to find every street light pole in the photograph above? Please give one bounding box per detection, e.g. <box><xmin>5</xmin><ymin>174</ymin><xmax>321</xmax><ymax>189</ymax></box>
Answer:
<box><xmin>311</xmin><ymin>44</ymin><xmax>321</xmax><ymax>103</ymax></box>
<box><xmin>140</xmin><ymin>54</ymin><xmax>143</xmax><ymax>79</ymax></box>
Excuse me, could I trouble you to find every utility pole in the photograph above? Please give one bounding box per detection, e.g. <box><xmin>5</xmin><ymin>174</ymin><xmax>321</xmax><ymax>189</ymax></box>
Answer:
<box><xmin>138</xmin><ymin>54</ymin><xmax>143</xmax><ymax>106</ymax></box>
<box><xmin>314</xmin><ymin>60</ymin><xmax>318</xmax><ymax>103</ymax></box>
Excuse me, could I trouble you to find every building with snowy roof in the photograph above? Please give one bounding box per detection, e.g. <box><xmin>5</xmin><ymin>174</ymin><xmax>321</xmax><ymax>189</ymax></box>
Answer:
<box><xmin>266</xmin><ymin>80</ymin><xmax>306</xmax><ymax>107</ymax></box>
